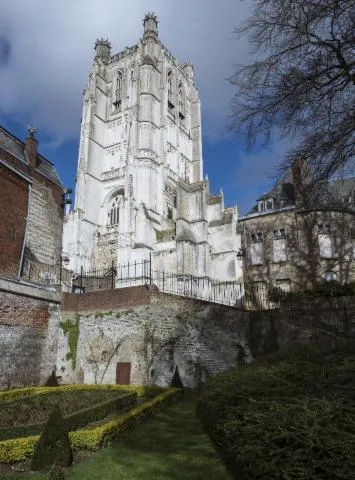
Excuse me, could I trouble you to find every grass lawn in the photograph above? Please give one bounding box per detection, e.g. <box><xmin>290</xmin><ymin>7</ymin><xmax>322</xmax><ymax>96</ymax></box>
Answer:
<box><xmin>0</xmin><ymin>392</ymin><xmax>231</xmax><ymax>480</ymax></box>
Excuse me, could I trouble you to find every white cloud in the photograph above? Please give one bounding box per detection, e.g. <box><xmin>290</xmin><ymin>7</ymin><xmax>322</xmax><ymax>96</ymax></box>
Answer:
<box><xmin>0</xmin><ymin>0</ymin><xmax>252</xmax><ymax>146</ymax></box>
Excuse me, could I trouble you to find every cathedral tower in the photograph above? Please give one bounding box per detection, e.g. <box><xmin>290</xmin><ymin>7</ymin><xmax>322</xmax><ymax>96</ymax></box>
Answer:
<box><xmin>63</xmin><ymin>14</ymin><xmax>241</xmax><ymax>284</ymax></box>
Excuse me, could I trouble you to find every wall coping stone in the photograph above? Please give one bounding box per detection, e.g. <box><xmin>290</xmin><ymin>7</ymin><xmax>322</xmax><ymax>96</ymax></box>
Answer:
<box><xmin>0</xmin><ymin>277</ymin><xmax>60</xmax><ymax>304</ymax></box>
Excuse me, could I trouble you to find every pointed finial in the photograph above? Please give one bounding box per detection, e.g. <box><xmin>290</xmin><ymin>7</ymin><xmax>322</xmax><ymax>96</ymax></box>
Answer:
<box><xmin>94</xmin><ymin>38</ymin><xmax>111</xmax><ymax>59</ymax></box>
<box><xmin>143</xmin><ymin>12</ymin><xmax>159</xmax><ymax>41</ymax></box>
<box><xmin>27</xmin><ymin>126</ymin><xmax>37</xmax><ymax>138</ymax></box>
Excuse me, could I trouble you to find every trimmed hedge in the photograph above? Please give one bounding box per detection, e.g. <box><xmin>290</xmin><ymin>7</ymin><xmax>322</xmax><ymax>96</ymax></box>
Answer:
<box><xmin>0</xmin><ymin>392</ymin><xmax>137</xmax><ymax>441</ymax></box>
<box><xmin>0</xmin><ymin>387</ymin><xmax>182</xmax><ymax>463</ymax></box>
<box><xmin>196</xmin><ymin>346</ymin><xmax>355</xmax><ymax>480</ymax></box>
<box><xmin>0</xmin><ymin>389</ymin><xmax>132</xmax><ymax>429</ymax></box>
<box><xmin>0</xmin><ymin>384</ymin><xmax>161</xmax><ymax>402</ymax></box>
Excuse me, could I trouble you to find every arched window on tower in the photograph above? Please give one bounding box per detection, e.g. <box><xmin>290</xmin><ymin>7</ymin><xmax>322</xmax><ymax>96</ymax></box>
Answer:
<box><xmin>167</xmin><ymin>71</ymin><xmax>174</xmax><ymax>113</ymax></box>
<box><xmin>107</xmin><ymin>191</ymin><xmax>124</xmax><ymax>226</ymax></box>
<box><xmin>178</xmin><ymin>83</ymin><xmax>185</xmax><ymax>122</ymax></box>
<box><xmin>113</xmin><ymin>71</ymin><xmax>123</xmax><ymax>111</ymax></box>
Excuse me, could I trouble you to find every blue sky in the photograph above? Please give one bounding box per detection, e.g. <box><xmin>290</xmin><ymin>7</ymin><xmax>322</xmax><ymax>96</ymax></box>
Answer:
<box><xmin>0</xmin><ymin>0</ymin><xmax>288</xmax><ymax>214</ymax></box>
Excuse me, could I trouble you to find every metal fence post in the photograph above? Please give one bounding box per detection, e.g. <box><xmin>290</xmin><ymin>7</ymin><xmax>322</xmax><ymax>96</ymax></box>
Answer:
<box><xmin>149</xmin><ymin>253</ymin><xmax>152</xmax><ymax>284</ymax></box>
<box><xmin>80</xmin><ymin>266</ymin><xmax>83</xmax><ymax>294</ymax></box>
<box><xmin>111</xmin><ymin>259</ymin><xmax>115</xmax><ymax>289</ymax></box>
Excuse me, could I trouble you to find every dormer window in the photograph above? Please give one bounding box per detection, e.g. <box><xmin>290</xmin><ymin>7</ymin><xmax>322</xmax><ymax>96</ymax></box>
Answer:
<box><xmin>258</xmin><ymin>201</ymin><xmax>265</xmax><ymax>213</ymax></box>
<box><xmin>266</xmin><ymin>198</ymin><xmax>274</xmax><ymax>210</ymax></box>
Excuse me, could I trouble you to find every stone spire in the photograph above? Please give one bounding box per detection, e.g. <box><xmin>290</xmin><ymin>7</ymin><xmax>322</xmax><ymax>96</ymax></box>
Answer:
<box><xmin>94</xmin><ymin>38</ymin><xmax>111</xmax><ymax>60</ymax></box>
<box><xmin>143</xmin><ymin>12</ymin><xmax>159</xmax><ymax>42</ymax></box>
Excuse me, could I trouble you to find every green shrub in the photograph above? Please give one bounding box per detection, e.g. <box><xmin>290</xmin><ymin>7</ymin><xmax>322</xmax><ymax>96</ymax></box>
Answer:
<box><xmin>0</xmin><ymin>387</ymin><xmax>182</xmax><ymax>463</ymax></box>
<box><xmin>44</xmin><ymin>370</ymin><xmax>59</xmax><ymax>387</ymax></box>
<box><xmin>0</xmin><ymin>392</ymin><xmax>137</xmax><ymax>441</ymax></box>
<box><xmin>69</xmin><ymin>388</ymin><xmax>183</xmax><ymax>451</ymax></box>
<box><xmin>197</xmin><ymin>346</ymin><xmax>355</xmax><ymax>480</ymax></box>
<box><xmin>0</xmin><ymin>383</ymin><xmax>162</xmax><ymax>403</ymax></box>
<box><xmin>170</xmin><ymin>366</ymin><xmax>184</xmax><ymax>389</ymax></box>
<box><xmin>0</xmin><ymin>388</ymin><xmax>130</xmax><ymax>429</ymax></box>
<box><xmin>31</xmin><ymin>405</ymin><xmax>73</xmax><ymax>472</ymax></box>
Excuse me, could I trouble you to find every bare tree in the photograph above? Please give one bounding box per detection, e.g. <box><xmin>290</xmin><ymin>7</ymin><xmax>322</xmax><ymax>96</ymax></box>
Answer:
<box><xmin>133</xmin><ymin>321</ymin><xmax>181</xmax><ymax>385</ymax></box>
<box><xmin>85</xmin><ymin>328</ymin><xmax>128</xmax><ymax>384</ymax></box>
<box><xmin>229</xmin><ymin>0</ymin><xmax>355</xmax><ymax>181</ymax></box>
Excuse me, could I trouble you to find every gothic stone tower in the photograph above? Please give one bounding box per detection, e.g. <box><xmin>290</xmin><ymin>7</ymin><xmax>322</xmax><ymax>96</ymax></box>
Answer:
<box><xmin>63</xmin><ymin>13</ymin><xmax>242</xmax><ymax>283</ymax></box>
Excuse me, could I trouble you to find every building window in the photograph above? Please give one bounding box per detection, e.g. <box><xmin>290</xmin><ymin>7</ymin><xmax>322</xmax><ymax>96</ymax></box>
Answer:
<box><xmin>318</xmin><ymin>223</ymin><xmax>334</xmax><ymax>258</ymax></box>
<box><xmin>167</xmin><ymin>71</ymin><xmax>174</xmax><ymax>112</ymax></box>
<box><xmin>113</xmin><ymin>72</ymin><xmax>123</xmax><ymax>111</ymax></box>
<box><xmin>107</xmin><ymin>192</ymin><xmax>123</xmax><ymax>226</ymax></box>
<box><xmin>318</xmin><ymin>234</ymin><xmax>333</xmax><ymax>258</ymax></box>
<box><xmin>257</xmin><ymin>201</ymin><xmax>265</xmax><ymax>213</ymax></box>
<box><xmin>273</xmin><ymin>228</ymin><xmax>286</xmax><ymax>239</ymax></box>
<box><xmin>273</xmin><ymin>229</ymin><xmax>287</xmax><ymax>262</ymax></box>
<box><xmin>276</xmin><ymin>278</ymin><xmax>291</xmax><ymax>292</ymax></box>
<box><xmin>250</xmin><ymin>232</ymin><xmax>264</xmax><ymax>265</ymax></box>
<box><xmin>167</xmin><ymin>206</ymin><xmax>173</xmax><ymax>220</ymax></box>
<box><xmin>266</xmin><ymin>198</ymin><xmax>274</xmax><ymax>210</ymax></box>
<box><xmin>178</xmin><ymin>83</ymin><xmax>185</xmax><ymax>121</ymax></box>
<box><xmin>251</xmin><ymin>232</ymin><xmax>263</xmax><ymax>243</ymax></box>
<box><xmin>324</xmin><ymin>271</ymin><xmax>338</xmax><ymax>281</ymax></box>
<box><xmin>318</xmin><ymin>223</ymin><xmax>331</xmax><ymax>234</ymax></box>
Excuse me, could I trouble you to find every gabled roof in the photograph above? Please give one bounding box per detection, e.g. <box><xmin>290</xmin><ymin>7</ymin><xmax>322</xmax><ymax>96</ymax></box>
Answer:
<box><xmin>245</xmin><ymin>166</ymin><xmax>355</xmax><ymax>217</ymax></box>
<box><xmin>0</xmin><ymin>125</ymin><xmax>63</xmax><ymax>187</ymax></box>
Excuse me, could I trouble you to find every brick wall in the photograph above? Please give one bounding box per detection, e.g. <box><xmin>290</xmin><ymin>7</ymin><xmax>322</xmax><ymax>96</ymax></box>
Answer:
<box><xmin>61</xmin><ymin>284</ymin><xmax>157</xmax><ymax>312</ymax></box>
<box><xmin>0</xmin><ymin>290</ymin><xmax>53</xmax><ymax>329</ymax></box>
<box><xmin>0</xmin><ymin>143</ymin><xmax>64</xmax><ymax>269</ymax></box>
<box><xmin>0</xmin><ymin>163</ymin><xmax>29</xmax><ymax>278</ymax></box>
<box><xmin>0</xmin><ymin>282</ymin><xmax>61</xmax><ymax>389</ymax></box>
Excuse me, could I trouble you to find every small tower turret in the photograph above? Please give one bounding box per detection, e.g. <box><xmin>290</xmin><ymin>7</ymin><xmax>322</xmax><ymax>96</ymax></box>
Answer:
<box><xmin>94</xmin><ymin>38</ymin><xmax>111</xmax><ymax>60</ymax></box>
<box><xmin>182</xmin><ymin>62</ymin><xmax>194</xmax><ymax>82</ymax></box>
<box><xmin>143</xmin><ymin>12</ymin><xmax>159</xmax><ymax>42</ymax></box>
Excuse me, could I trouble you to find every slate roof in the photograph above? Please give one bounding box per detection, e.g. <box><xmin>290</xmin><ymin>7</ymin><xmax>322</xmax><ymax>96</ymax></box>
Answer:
<box><xmin>246</xmin><ymin>170</ymin><xmax>355</xmax><ymax>216</ymax></box>
<box><xmin>0</xmin><ymin>126</ymin><xmax>63</xmax><ymax>187</ymax></box>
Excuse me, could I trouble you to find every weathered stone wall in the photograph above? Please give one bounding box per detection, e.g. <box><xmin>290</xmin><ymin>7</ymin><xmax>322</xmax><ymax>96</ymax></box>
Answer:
<box><xmin>58</xmin><ymin>286</ymin><xmax>352</xmax><ymax>389</ymax></box>
<box><xmin>25</xmin><ymin>177</ymin><xmax>64</xmax><ymax>265</ymax></box>
<box><xmin>0</xmin><ymin>279</ymin><xmax>61</xmax><ymax>389</ymax></box>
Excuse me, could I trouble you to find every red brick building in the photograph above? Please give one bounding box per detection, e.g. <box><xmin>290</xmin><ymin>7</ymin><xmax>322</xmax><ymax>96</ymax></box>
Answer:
<box><xmin>0</xmin><ymin>126</ymin><xmax>65</xmax><ymax>280</ymax></box>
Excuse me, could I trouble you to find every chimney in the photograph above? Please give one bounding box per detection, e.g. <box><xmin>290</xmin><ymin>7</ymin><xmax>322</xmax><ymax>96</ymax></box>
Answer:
<box><xmin>292</xmin><ymin>156</ymin><xmax>312</xmax><ymax>207</ymax></box>
<box><xmin>292</xmin><ymin>159</ymin><xmax>302</xmax><ymax>201</ymax></box>
<box><xmin>25</xmin><ymin>126</ymin><xmax>38</xmax><ymax>168</ymax></box>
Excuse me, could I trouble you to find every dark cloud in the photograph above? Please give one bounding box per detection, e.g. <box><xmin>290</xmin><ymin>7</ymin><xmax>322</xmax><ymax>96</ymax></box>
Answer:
<box><xmin>0</xmin><ymin>0</ymin><xmax>252</xmax><ymax>146</ymax></box>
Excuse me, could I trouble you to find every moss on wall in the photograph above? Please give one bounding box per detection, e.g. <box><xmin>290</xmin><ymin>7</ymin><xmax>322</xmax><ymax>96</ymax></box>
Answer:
<box><xmin>60</xmin><ymin>315</ymin><xmax>80</xmax><ymax>370</ymax></box>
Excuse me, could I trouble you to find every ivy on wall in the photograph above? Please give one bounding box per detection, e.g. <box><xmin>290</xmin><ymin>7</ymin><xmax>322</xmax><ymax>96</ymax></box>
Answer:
<box><xmin>60</xmin><ymin>315</ymin><xmax>80</xmax><ymax>370</ymax></box>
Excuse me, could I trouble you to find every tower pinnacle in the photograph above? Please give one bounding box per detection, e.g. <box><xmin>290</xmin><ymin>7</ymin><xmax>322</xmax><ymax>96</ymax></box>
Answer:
<box><xmin>94</xmin><ymin>38</ymin><xmax>111</xmax><ymax>60</ymax></box>
<box><xmin>143</xmin><ymin>12</ymin><xmax>159</xmax><ymax>41</ymax></box>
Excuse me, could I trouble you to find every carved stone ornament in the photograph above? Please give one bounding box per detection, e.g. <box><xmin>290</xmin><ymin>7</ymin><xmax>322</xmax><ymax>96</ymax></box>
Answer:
<box><xmin>117</xmin><ymin>234</ymin><xmax>131</xmax><ymax>248</ymax></box>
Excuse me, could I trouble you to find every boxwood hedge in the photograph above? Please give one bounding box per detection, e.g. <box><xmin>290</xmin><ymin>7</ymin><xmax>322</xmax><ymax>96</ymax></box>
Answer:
<box><xmin>0</xmin><ymin>391</ymin><xmax>136</xmax><ymax>441</ymax></box>
<box><xmin>0</xmin><ymin>387</ymin><xmax>182</xmax><ymax>463</ymax></box>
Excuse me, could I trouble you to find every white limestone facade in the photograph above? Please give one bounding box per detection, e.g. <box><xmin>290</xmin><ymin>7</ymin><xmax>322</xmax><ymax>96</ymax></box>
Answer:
<box><xmin>63</xmin><ymin>13</ymin><xmax>242</xmax><ymax>283</ymax></box>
